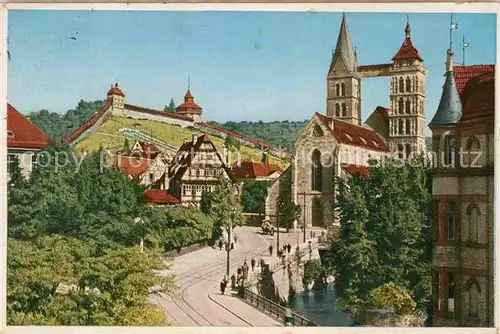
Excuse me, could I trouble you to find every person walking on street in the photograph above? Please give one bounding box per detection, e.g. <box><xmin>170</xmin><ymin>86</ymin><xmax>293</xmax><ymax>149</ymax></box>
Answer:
<box><xmin>218</xmin><ymin>239</ymin><xmax>223</xmax><ymax>250</ymax></box>
<box><xmin>269</xmin><ymin>245</ymin><xmax>273</xmax><ymax>256</ymax></box>
<box><xmin>220</xmin><ymin>279</ymin><xmax>227</xmax><ymax>295</ymax></box>
<box><xmin>287</xmin><ymin>244</ymin><xmax>291</xmax><ymax>254</ymax></box>
<box><xmin>251</xmin><ymin>257</ymin><xmax>256</xmax><ymax>271</ymax></box>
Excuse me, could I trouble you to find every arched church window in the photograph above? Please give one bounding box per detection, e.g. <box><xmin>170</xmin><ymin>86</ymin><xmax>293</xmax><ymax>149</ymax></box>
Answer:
<box><xmin>335</xmin><ymin>83</ymin><xmax>340</xmax><ymax>97</ymax></box>
<box><xmin>398</xmin><ymin>119</ymin><xmax>404</xmax><ymax>135</ymax></box>
<box><xmin>398</xmin><ymin>99</ymin><xmax>404</xmax><ymax>114</ymax></box>
<box><xmin>406</xmin><ymin>119</ymin><xmax>411</xmax><ymax>135</ymax></box>
<box><xmin>399</xmin><ymin>77</ymin><xmax>404</xmax><ymax>93</ymax></box>
<box><xmin>406</xmin><ymin>77</ymin><xmax>411</xmax><ymax>92</ymax></box>
<box><xmin>341</xmin><ymin>83</ymin><xmax>346</xmax><ymax>96</ymax></box>
<box><xmin>405</xmin><ymin>100</ymin><xmax>411</xmax><ymax>114</ymax></box>
<box><xmin>335</xmin><ymin>104</ymin><xmax>340</xmax><ymax>117</ymax></box>
<box><xmin>341</xmin><ymin>103</ymin><xmax>347</xmax><ymax>117</ymax></box>
<box><xmin>397</xmin><ymin>144</ymin><xmax>404</xmax><ymax>159</ymax></box>
<box><xmin>311</xmin><ymin>149</ymin><xmax>323</xmax><ymax>192</ymax></box>
<box><xmin>405</xmin><ymin>143</ymin><xmax>412</xmax><ymax>159</ymax></box>
<box><xmin>445</xmin><ymin>136</ymin><xmax>456</xmax><ymax>167</ymax></box>
<box><xmin>465</xmin><ymin>278</ymin><xmax>481</xmax><ymax>317</ymax></box>
<box><xmin>467</xmin><ymin>203</ymin><xmax>480</xmax><ymax>244</ymax></box>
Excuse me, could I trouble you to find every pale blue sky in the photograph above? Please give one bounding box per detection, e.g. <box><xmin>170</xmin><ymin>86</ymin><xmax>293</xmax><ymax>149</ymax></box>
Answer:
<box><xmin>8</xmin><ymin>11</ymin><xmax>496</xmax><ymax>132</ymax></box>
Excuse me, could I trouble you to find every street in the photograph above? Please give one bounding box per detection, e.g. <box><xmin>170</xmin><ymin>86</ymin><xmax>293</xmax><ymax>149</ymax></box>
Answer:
<box><xmin>150</xmin><ymin>226</ymin><xmax>307</xmax><ymax>326</ymax></box>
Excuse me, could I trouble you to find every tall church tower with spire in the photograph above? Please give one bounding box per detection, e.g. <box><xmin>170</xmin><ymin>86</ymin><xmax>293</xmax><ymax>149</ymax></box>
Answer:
<box><xmin>326</xmin><ymin>14</ymin><xmax>361</xmax><ymax>125</ymax></box>
<box><xmin>388</xmin><ymin>20</ymin><xmax>427</xmax><ymax>156</ymax></box>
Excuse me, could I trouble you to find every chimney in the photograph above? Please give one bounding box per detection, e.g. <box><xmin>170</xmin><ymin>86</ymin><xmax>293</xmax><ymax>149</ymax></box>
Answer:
<box><xmin>445</xmin><ymin>49</ymin><xmax>454</xmax><ymax>72</ymax></box>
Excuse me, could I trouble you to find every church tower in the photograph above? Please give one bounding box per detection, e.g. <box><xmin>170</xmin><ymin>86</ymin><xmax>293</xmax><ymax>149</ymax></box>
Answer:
<box><xmin>388</xmin><ymin>20</ymin><xmax>427</xmax><ymax>157</ymax></box>
<box><xmin>326</xmin><ymin>14</ymin><xmax>361</xmax><ymax>125</ymax></box>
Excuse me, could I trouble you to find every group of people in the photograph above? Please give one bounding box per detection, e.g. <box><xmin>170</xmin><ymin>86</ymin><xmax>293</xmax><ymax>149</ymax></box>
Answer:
<box><xmin>268</xmin><ymin>243</ymin><xmax>292</xmax><ymax>257</ymax></box>
<box><xmin>215</xmin><ymin>233</ymin><xmax>239</xmax><ymax>251</ymax></box>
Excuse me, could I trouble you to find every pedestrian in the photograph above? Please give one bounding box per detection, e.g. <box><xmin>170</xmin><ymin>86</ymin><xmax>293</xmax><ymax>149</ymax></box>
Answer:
<box><xmin>287</xmin><ymin>244</ymin><xmax>291</xmax><ymax>254</ymax></box>
<box><xmin>231</xmin><ymin>242</ymin><xmax>234</xmax><ymax>250</ymax></box>
<box><xmin>220</xmin><ymin>279</ymin><xmax>226</xmax><ymax>295</ymax></box>
<box><xmin>269</xmin><ymin>245</ymin><xmax>273</xmax><ymax>256</ymax></box>
<box><xmin>251</xmin><ymin>257</ymin><xmax>256</xmax><ymax>271</ymax></box>
<box><xmin>218</xmin><ymin>239</ymin><xmax>223</xmax><ymax>250</ymax></box>
<box><xmin>310</xmin><ymin>230</ymin><xmax>313</xmax><ymax>238</ymax></box>
<box><xmin>231</xmin><ymin>273</ymin><xmax>236</xmax><ymax>288</ymax></box>
<box><xmin>234</xmin><ymin>234</ymin><xmax>238</xmax><ymax>243</ymax></box>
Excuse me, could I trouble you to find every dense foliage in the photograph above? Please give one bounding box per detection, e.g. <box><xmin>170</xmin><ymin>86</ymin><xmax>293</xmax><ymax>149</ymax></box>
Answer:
<box><xmin>205</xmin><ymin>179</ymin><xmax>244</xmax><ymax>238</ymax></box>
<box><xmin>27</xmin><ymin>100</ymin><xmax>106</xmax><ymax>140</ymax></box>
<box><xmin>6</xmin><ymin>142</ymin><xmax>191</xmax><ymax>325</ymax></box>
<box><xmin>164</xmin><ymin>98</ymin><xmax>176</xmax><ymax>113</ymax></box>
<box><xmin>210</xmin><ymin>120</ymin><xmax>308</xmax><ymax>151</ymax></box>
<box><xmin>330</xmin><ymin>156</ymin><xmax>432</xmax><ymax>316</ymax></box>
<box><xmin>302</xmin><ymin>259</ymin><xmax>323</xmax><ymax>290</ymax></box>
<box><xmin>364</xmin><ymin>282</ymin><xmax>417</xmax><ymax>315</ymax></box>
<box><xmin>240</xmin><ymin>180</ymin><xmax>268</xmax><ymax>213</ymax></box>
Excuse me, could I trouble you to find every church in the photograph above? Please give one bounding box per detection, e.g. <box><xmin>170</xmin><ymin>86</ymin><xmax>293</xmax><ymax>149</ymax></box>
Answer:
<box><xmin>266</xmin><ymin>14</ymin><xmax>428</xmax><ymax>229</ymax></box>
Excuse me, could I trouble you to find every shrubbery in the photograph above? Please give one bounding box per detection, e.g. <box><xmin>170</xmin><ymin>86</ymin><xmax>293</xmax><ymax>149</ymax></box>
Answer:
<box><xmin>364</xmin><ymin>282</ymin><xmax>417</xmax><ymax>315</ymax></box>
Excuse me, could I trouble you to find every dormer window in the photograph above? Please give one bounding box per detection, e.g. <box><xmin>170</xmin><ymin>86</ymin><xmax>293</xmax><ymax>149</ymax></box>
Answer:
<box><xmin>7</xmin><ymin>130</ymin><xmax>14</xmax><ymax>138</ymax></box>
<box><xmin>344</xmin><ymin>133</ymin><xmax>353</xmax><ymax>142</ymax></box>
<box><xmin>359</xmin><ymin>137</ymin><xmax>367</xmax><ymax>145</ymax></box>
<box><xmin>371</xmin><ymin>140</ymin><xmax>378</xmax><ymax>148</ymax></box>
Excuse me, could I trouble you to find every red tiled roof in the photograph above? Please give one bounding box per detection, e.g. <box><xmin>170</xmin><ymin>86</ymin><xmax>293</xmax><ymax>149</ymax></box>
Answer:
<box><xmin>125</xmin><ymin>104</ymin><xmax>193</xmax><ymax>121</ymax></box>
<box><xmin>231</xmin><ymin>161</ymin><xmax>284</xmax><ymax>179</ymax></box>
<box><xmin>66</xmin><ymin>100</ymin><xmax>112</xmax><ymax>143</ymax></box>
<box><xmin>177</xmin><ymin>102</ymin><xmax>202</xmax><ymax>112</ymax></box>
<box><xmin>138</xmin><ymin>141</ymin><xmax>160</xmax><ymax>153</ymax></box>
<box><xmin>143</xmin><ymin>189</ymin><xmax>180</xmax><ymax>205</ymax></box>
<box><xmin>107</xmin><ymin>83</ymin><xmax>124</xmax><ymax>97</ymax></box>
<box><xmin>460</xmin><ymin>71</ymin><xmax>495</xmax><ymax>120</ymax></box>
<box><xmin>392</xmin><ymin>37</ymin><xmax>422</xmax><ymax>61</ymax></box>
<box><xmin>7</xmin><ymin>103</ymin><xmax>52</xmax><ymax>149</ymax></box>
<box><xmin>454</xmin><ymin>65</ymin><xmax>495</xmax><ymax>94</ymax></box>
<box><xmin>341</xmin><ymin>164</ymin><xmax>369</xmax><ymax>177</ymax></box>
<box><xmin>112</xmin><ymin>155</ymin><xmax>151</xmax><ymax>179</ymax></box>
<box><xmin>316</xmin><ymin>113</ymin><xmax>389</xmax><ymax>152</ymax></box>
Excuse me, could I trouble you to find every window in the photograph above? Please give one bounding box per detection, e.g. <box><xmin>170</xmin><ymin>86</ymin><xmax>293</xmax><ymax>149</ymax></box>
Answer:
<box><xmin>183</xmin><ymin>184</ymin><xmax>192</xmax><ymax>196</ymax></box>
<box><xmin>398</xmin><ymin>119</ymin><xmax>404</xmax><ymax>135</ymax></box>
<box><xmin>446</xmin><ymin>201</ymin><xmax>456</xmax><ymax>240</ymax></box>
<box><xmin>341</xmin><ymin>103</ymin><xmax>347</xmax><ymax>117</ymax></box>
<box><xmin>397</xmin><ymin>144</ymin><xmax>404</xmax><ymax>159</ymax></box>
<box><xmin>399</xmin><ymin>77</ymin><xmax>404</xmax><ymax>92</ymax></box>
<box><xmin>341</xmin><ymin>83</ymin><xmax>346</xmax><ymax>96</ymax></box>
<box><xmin>335</xmin><ymin>83</ymin><xmax>340</xmax><ymax>96</ymax></box>
<box><xmin>311</xmin><ymin>149</ymin><xmax>322</xmax><ymax>191</ymax></box>
<box><xmin>467</xmin><ymin>203</ymin><xmax>480</xmax><ymax>244</ymax></box>
<box><xmin>447</xmin><ymin>273</ymin><xmax>455</xmax><ymax>313</ymax></box>
<box><xmin>149</xmin><ymin>173</ymin><xmax>154</xmax><ymax>182</ymax></box>
<box><xmin>398</xmin><ymin>99</ymin><xmax>404</xmax><ymax>114</ymax></box>
<box><xmin>405</xmin><ymin>100</ymin><xmax>411</xmax><ymax>114</ymax></box>
<box><xmin>405</xmin><ymin>143</ymin><xmax>412</xmax><ymax>159</ymax></box>
<box><xmin>445</xmin><ymin>136</ymin><xmax>456</xmax><ymax>167</ymax></box>
<box><xmin>31</xmin><ymin>154</ymin><xmax>37</xmax><ymax>171</ymax></box>
<box><xmin>195</xmin><ymin>185</ymin><xmax>202</xmax><ymax>196</ymax></box>
<box><xmin>7</xmin><ymin>130</ymin><xmax>14</xmax><ymax>138</ymax></box>
<box><xmin>406</xmin><ymin>77</ymin><xmax>411</xmax><ymax>92</ymax></box>
<box><xmin>195</xmin><ymin>168</ymin><xmax>200</xmax><ymax>177</ymax></box>
<box><xmin>335</xmin><ymin>104</ymin><xmax>340</xmax><ymax>117</ymax></box>
<box><xmin>466</xmin><ymin>136</ymin><xmax>480</xmax><ymax>167</ymax></box>
<box><xmin>7</xmin><ymin>154</ymin><xmax>15</xmax><ymax>174</ymax></box>
<box><xmin>433</xmin><ymin>271</ymin><xmax>441</xmax><ymax>312</ymax></box>
<box><xmin>405</xmin><ymin>119</ymin><xmax>411</xmax><ymax>135</ymax></box>
<box><xmin>312</xmin><ymin>125</ymin><xmax>324</xmax><ymax>137</ymax></box>
<box><xmin>466</xmin><ymin>279</ymin><xmax>480</xmax><ymax>317</ymax></box>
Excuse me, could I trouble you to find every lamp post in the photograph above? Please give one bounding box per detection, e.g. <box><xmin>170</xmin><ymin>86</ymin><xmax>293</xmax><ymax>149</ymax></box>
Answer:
<box><xmin>226</xmin><ymin>208</ymin><xmax>236</xmax><ymax>278</ymax></box>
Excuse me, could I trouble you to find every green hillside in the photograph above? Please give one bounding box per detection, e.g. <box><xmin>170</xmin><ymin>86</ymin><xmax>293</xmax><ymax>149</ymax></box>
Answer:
<box><xmin>75</xmin><ymin>116</ymin><xmax>290</xmax><ymax>168</ymax></box>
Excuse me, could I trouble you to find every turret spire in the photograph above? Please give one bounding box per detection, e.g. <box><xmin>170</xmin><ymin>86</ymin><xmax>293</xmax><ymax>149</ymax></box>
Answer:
<box><xmin>429</xmin><ymin>49</ymin><xmax>462</xmax><ymax>127</ymax></box>
<box><xmin>329</xmin><ymin>13</ymin><xmax>357</xmax><ymax>74</ymax></box>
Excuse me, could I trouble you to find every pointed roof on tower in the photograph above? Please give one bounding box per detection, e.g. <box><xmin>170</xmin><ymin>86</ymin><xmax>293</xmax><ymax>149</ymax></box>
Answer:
<box><xmin>429</xmin><ymin>49</ymin><xmax>462</xmax><ymax>127</ymax></box>
<box><xmin>328</xmin><ymin>13</ymin><xmax>357</xmax><ymax>75</ymax></box>
<box><xmin>392</xmin><ymin>21</ymin><xmax>423</xmax><ymax>62</ymax></box>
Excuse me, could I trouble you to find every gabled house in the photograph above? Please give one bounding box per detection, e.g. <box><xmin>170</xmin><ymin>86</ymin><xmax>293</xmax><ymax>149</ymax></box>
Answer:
<box><xmin>111</xmin><ymin>150</ymin><xmax>168</xmax><ymax>189</ymax></box>
<box><xmin>7</xmin><ymin>103</ymin><xmax>51</xmax><ymax>179</ymax></box>
<box><xmin>231</xmin><ymin>159</ymin><xmax>284</xmax><ymax>182</ymax></box>
<box><xmin>168</xmin><ymin>134</ymin><xmax>236</xmax><ymax>206</ymax></box>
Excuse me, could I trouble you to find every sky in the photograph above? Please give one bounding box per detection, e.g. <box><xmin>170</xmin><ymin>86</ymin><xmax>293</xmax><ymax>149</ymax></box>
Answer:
<box><xmin>7</xmin><ymin>11</ymin><xmax>496</xmax><ymax>134</ymax></box>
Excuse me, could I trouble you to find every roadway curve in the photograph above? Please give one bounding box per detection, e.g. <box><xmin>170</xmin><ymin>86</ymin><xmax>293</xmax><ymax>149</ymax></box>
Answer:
<box><xmin>151</xmin><ymin>226</ymin><xmax>304</xmax><ymax>326</ymax></box>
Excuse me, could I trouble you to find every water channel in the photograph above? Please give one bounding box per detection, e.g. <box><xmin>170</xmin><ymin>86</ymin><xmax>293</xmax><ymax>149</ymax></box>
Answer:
<box><xmin>291</xmin><ymin>283</ymin><xmax>354</xmax><ymax>326</ymax></box>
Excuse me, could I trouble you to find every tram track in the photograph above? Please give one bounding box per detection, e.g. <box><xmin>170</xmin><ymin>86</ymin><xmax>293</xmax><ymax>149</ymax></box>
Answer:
<box><xmin>157</xmin><ymin>228</ymin><xmax>275</xmax><ymax>326</ymax></box>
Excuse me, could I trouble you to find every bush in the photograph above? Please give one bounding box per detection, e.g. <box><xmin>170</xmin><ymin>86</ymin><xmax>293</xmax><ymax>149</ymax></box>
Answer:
<box><xmin>364</xmin><ymin>282</ymin><xmax>417</xmax><ymax>315</ymax></box>
<box><xmin>302</xmin><ymin>259</ymin><xmax>323</xmax><ymax>290</ymax></box>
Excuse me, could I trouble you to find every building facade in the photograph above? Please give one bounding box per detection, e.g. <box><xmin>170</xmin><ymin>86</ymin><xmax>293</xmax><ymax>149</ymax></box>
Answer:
<box><xmin>284</xmin><ymin>14</ymin><xmax>425</xmax><ymax>229</ymax></box>
<box><xmin>7</xmin><ymin>103</ymin><xmax>51</xmax><ymax>179</ymax></box>
<box><xmin>430</xmin><ymin>49</ymin><xmax>494</xmax><ymax>327</ymax></box>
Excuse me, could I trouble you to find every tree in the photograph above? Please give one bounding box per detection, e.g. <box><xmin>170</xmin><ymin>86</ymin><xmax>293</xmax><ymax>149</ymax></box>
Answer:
<box><xmin>330</xmin><ymin>156</ymin><xmax>432</xmax><ymax>316</ymax></box>
<box><xmin>123</xmin><ymin>137</ymin><xmax>131</xmax><ymax>152</ymax></box>
<box><xmin>224</xmin><ymin>135</ymin><xmax>240</xmax><ymax>152</ymax></box>
<box><xmin>240</xmin><ymin>181</ymin><xmax>268</xmax><ymax>213</ymax></box>
<box><xmin>7</xmin><ymin>154</ymin><xmax>26</xmax><ymax>188</ymax></box>
<box><xmin>168</xmin><ymin>98</ymin><xmax>176</xmax><ymax>113</ymax></box>
<box><xmin>277</xmin><ymin>189</ymin><xmax>301</xmax><ymax>232</ymax></box>
<box><xmin>208</xmin><ymin>179</ymin><xmax>244</xmax><ymax>235</ymax></box>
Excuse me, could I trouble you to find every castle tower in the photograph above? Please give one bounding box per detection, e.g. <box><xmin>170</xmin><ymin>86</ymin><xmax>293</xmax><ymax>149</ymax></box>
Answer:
<box><xmin>326</xmin><ymin>14</ymin><xmax>361</xmax><ymax>125</ymax></box>
<box><xmin>176</xmin><ymin>89</ymin><xmax>203</xmax><ymax>123</ymax></box>
<box><xmin>429</xmin><ymin>48</ymin><xmax>462</xmax><ymax>165</ymax></box>
<box><xmin>107</xmin><ymin>82</ymin><xmax>125</xmax><ymax>115</ymax></box>
<box><xmin>388</xmin><ymin>21</ymin><xmax>427</xmax><ymax>157</ymax></box>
